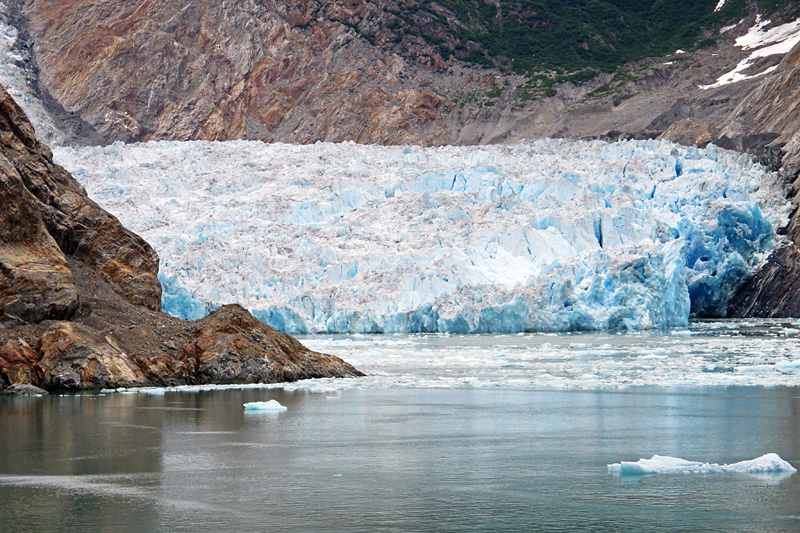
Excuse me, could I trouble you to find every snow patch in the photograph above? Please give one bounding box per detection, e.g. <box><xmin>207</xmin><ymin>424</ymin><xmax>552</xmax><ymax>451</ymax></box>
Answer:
<box><xmin>608</xmin><ymin>453</ymin><xmax>796</xmax><ymax>475</ymax></box>
<box><xmin>701</xmin><ymin>16</ymin><xmax>800</xmax><ymax>89</ymax></box>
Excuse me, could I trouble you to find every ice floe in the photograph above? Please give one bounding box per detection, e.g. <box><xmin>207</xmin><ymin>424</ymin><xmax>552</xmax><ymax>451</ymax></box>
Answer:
<box><xmin>243</xmin><ymin>400</ymin><xmax>287</xmax><ymax>411</ymax></box>
<box><xmin>608</xmin><ymin>453</ymin><xmax>796</xmax><ymax>475</ymax></box>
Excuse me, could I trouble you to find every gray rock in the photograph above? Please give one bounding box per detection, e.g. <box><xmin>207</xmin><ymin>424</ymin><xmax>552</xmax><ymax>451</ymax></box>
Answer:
<box><xmin>3</xmin><ymin>383</ymin><xmax>48</xmax><ymax>396</ymax></box>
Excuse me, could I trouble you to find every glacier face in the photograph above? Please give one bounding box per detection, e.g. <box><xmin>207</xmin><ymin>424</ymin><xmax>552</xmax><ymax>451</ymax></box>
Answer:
<box><xmin>54</xmin><ymin>139</ymin><xmax>790</xmax><ymax>334</ymax></box>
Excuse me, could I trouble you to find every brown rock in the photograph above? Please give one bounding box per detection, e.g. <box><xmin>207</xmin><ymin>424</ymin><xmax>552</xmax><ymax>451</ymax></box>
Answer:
<box><xmin>37</xmin><ymin>322</ymin><xmax>148</xmax><ymax>390</ymax></box>
<box><xmin>0</xmin><ymin>339</ymin><xmax>40</xmax><ymax>385</ymax></box>
<box><xmin>24</xmin><ymin>0</ymin><xmax>446</xmax><ymax>146</ymax></box>
<box><xmin>660</xmin><ymin>118</ymin><xmax>717</xmax><ymax>148</ymax></box>
<box><xmin>0</xmin><ymin>154</ymin><xmax>80</xmax><ymax>323</ymax></box>
<box><xmin>0</xmin><ymin>85</ymin><xmax>162</xmax><ymax>312</ymax></box>
<box><xmin>138</xmin><ymin>354</ymin><xmax>193</xmax><ymax>386</ymax></box>
<box><xmin>181</xmin><ymin>304</ymin><xmax>364</xmax><ymax>384</ymax></box>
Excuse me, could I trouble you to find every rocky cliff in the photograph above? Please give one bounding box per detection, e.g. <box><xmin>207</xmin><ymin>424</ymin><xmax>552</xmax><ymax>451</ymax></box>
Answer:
<box><xmin>726</xmin><ymin>40</ymin><xmax>800</xmax><ymax>318</ymax></box>
<box><xmin>0</xmin><ymin>84</ymin><xmax>362</xmax><ymax>392</ymax></box>
<box><xmin>22</xmin><ymin>0</ymin><xmax>452</xmax><ymax>145</ymax></box>
<box><xmin>1</xmin><ymin>0</ymin><xmax>795</xmax><ymax>160</ymax></box>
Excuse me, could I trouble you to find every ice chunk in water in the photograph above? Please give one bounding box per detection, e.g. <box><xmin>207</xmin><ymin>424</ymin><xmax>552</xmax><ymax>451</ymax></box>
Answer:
<box><xmin>608</xmin><ymin>453</ymin><xmax>796</xmax><ymax>475</ymax></box>
<box><xmin>243</xmin><ymin>400</ymin><xmax>288</xmax><ymax>411</ymax></box>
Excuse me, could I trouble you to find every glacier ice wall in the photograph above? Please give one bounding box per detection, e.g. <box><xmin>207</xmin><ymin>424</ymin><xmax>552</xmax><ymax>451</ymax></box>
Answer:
<box><xmin>54</xmin><ymin>139</ymin><xmax>790</xmax><ymax>334</ymax></box>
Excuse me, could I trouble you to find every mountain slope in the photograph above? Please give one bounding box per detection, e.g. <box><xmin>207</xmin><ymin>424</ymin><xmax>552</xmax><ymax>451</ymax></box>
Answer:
<box><xmin>10</xmin><ymin>0</ymin><xmax>798</xmax><ymax>154</ymax></box>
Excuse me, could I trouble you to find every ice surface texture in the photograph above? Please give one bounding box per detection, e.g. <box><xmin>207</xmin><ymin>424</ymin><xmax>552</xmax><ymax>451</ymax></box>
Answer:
<box><xmin>55</xmin><ymin>139</ymin><xmax>789</xmax><ymax>334</ymax></box>
<box><xmin>608</xmin><ymin>453</ymin><xmax>797</xmax><ymax>475</ymax></box>
<box><xmin>243</xmin><ymin>400</ymin><xmax>287</xmax><ymax>411</ymax></box>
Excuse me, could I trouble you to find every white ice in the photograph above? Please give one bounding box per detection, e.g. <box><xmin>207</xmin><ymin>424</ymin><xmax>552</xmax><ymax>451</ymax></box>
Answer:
<box><xmin>243</xmin><ymin>400</ymin><xmax>287</xmax><ymax>411</ymax></box>
<box><xmin>608</xmin><ymin>453</ymin><xmax>796</xmax><ymax>475</ymax></box>
<box><xmin>55</xmin><ymin>139</ymin><xmax>790</xmax><ymax>335</ymax></box>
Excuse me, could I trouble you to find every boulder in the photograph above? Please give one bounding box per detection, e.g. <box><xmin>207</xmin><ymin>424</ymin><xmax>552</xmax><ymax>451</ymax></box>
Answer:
<box><xmin>3</xmin><ymin>383</ymin><xmax>48</xmax><ymax>396</ymax></box>
<box><xmin>0</xmin><ymin>339</ymin><xmax>40</xmax><ymax>385</ymax></box>
<box><xmin>660</xmin><ymin>118</ymin><xmax>717</xmax><ymax>148</ymax></box>
<box><xmin>181</xmin><ymin>304</ymin><xmax>364</xmax><ymax>384</ymax></box>
<box><xmin>36</xmin><ymin>322</ymin><xmax>148</xmax><ymax>390</ymax></box>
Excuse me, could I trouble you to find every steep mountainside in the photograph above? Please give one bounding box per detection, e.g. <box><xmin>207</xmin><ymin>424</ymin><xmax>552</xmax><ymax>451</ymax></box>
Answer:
<box><xmin>22</xmin><ymin>0</ymin><xmax>453</xmax><ymax>145</ymax></box>
<box><xmin>5</xmin><ymin>0</ymin><xmax>798</xmax><ymax>157</ymax></box>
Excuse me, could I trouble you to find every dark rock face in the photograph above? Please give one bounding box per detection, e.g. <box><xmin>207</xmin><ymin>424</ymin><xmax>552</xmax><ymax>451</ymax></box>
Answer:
<box><xmin>0</xmin><ymin>85</ymin><xmax>162</xmax><ymax>316</ymax></box>
<box><xmin>728</xmin><ymin>244</ymin><xmax>800</xmax><ymax>318</ymax></box>
<box><xmin>183</xmin><ymin>305</ymin><xmax>363</xmax><ymax>384</ymax></box>
<box><xmin>0</xmin><ymin>339</ymin><xmax>40</xmax><ymax>385</ymax></box>
<box><xmin>0</xmin><ymin>83</ymin><xmax>363</xmax><ymax>391</ymax></box>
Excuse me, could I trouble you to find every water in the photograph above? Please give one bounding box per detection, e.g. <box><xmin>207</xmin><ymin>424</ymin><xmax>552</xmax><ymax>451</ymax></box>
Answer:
<box><xmin>291</xmin><ymin>319</ymin><xmax>800</xmax><ymax>391</ymax></box>
<box><xmin>2</xmin><ymin>323</ymin><xmax>800</xmax><ymax>531</ymax></box>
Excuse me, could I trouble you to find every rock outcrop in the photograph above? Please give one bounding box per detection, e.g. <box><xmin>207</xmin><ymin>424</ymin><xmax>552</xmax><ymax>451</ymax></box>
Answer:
<box><xmin>184</xmin><ymin>305</ymin><xmax>361</xmax><ymax>384</ymax></box>
<box><xmin>0</xmin><ymin>85</ymin><xmax>161</xmax><ymax>316</ymax></box>
<box><xmin>723</xmin><ymin>41</ymin><xmax>800</xmax><ymax>167</ymax></box>
<box><xmin>0</xmin><ymin>84</ymin><xmax>363</xmax><ymax>392</ymax></box>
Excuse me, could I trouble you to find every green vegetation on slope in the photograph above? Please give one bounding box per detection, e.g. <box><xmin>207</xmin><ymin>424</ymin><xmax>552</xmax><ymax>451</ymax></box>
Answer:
<box><xmin>358</xmin><ymin>0</ymin><xmax>796</xmax><ymax>75</ymax></box>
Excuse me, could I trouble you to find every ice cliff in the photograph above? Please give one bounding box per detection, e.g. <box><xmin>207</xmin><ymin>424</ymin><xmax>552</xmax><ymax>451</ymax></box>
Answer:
<box><xmin>54</xmin><ymin>139</ymin><xmax>791</xmax><ymax>334</ymax></box>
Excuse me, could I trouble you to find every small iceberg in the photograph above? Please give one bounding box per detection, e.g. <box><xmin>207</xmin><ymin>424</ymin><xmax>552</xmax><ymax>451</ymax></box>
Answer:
<box><xmin>608</xmin><ymin>453</ymin><xmax>796</xmax><ymax>475</ymax></box>
<box><xmin>243</xmin><ymin>400</ymin><xmax>287</xmax><ymax>411</ymax></box>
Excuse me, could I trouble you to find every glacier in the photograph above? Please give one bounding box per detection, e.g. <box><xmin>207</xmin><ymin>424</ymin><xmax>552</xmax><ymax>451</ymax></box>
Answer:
<box><xmin>53</xmin><ymin>138</ymin><xmax>791</xmax><ymax>334</ymax></box>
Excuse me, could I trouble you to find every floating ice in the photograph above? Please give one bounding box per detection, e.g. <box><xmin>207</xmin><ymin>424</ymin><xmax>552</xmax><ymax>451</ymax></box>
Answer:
<box><xmin>243</xmin><ymin>400</ymin><xmax>287</xmax><ymax>411</ymax></box>
<box><xmin>608</xmin><ymin>453</ymin><xmax>796</xmax><ymax>475</ymax></box>
<box><xmin>55</xmin><ymin>139</ymin><xmax>790</xmax><ymax>334</ymax></box>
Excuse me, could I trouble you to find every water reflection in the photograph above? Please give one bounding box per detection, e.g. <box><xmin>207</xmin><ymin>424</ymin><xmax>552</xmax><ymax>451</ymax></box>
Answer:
<box><xmin>0</xmin><ymin>387</ymin><xmax>799</xmax><ymax>531</ymax></box>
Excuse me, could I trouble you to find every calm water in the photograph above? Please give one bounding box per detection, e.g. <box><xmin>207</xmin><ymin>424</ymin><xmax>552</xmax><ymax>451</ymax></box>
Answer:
<box><xmin>2</xmin><ymin>386</ymin><xmax>800</xmax><ymax>531</ymax></box>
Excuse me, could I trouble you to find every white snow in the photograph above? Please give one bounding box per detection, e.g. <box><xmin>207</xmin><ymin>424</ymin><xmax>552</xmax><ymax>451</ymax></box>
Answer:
<box><xmin>608</xmin><ymin>453</ymin><xmax>796</xmax><ymax>475</ymax></box>
<box><xmin>54</xmin><ymin>139</ymin><xmax>790</xmax><ymax>335</ymax></box>
<box><xmin>243</xmin><ymin>400</ymin><xmax>287</xmax><ymax>411</ymax></box>
<box><xmin>701</xmin><ymin>16</ymin><xmax>800</xmax><ymax>89</ymax></box>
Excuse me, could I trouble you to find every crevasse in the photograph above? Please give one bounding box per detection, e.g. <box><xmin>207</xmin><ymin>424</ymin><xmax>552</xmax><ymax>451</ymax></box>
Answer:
<box><xmin>54</xmin><ymin>139</ymin><xmax>791</xmax><ymax>334</ymax></box>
